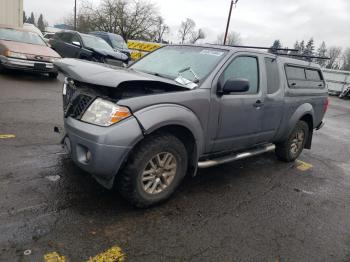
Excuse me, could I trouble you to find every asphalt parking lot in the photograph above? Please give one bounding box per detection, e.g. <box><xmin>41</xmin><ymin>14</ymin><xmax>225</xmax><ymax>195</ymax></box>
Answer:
<box><xmin>0</xmin><ymin>71</ymin><xmax>350</xmax><ymax>262</ymax></box>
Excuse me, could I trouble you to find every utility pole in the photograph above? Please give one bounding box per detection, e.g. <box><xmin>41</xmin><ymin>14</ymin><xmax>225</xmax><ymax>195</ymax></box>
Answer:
<box><xmin>223</xmin><ymin>0</ymin><xmax>239</xmax><ymax>45</ymax></box>
<box><xmin>74</xmin><ymin>0</ymin><xmax>77</xmax><ymax>30</ymax></box>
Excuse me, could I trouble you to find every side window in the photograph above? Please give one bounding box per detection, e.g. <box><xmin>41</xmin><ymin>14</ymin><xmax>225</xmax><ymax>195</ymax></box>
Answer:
<box><xmin>54</xmin><ymin>33</ymin><xmax>62</xmax><ymax>40</ymax></box>
<box><xmin>265</xmin><ymin>58</ymin><xmax>280</xmax><ymax>94</ymax></box>
<box><xmin>70</xmin><ymin>34</ymin><xmax>81</xmax><ymax>45</ymax></box>
<box><xmin>223</xmin><ymin>56</ymin><xmax>259</xmax><ymax>94</ymax></box>
<box><xmin>305</xmin><ymin>69</ymin><xmax>322</xmax><ymax>81</ymax></box>
<box><xmin>286</xmin><ymin>66</ymin><xmax>306</xmax><ymax>80</ymax></box>
<box><xmin>60</xmin><ymin>33</ymin><xmax>73</xmax><ymax>43</ymax></box>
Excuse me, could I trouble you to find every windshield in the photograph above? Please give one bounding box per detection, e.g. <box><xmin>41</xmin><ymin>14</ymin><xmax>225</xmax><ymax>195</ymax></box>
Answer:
<box><xmin>0</xmin><ymin>28</ymin><xmax>46</xmax><ymax>46</ymax></box>
<box><xmin>81</xmin><ymin>34</ymin><xmax>114</xmax><ymax>51</ymax></box>
<box><xmin>111</xmin><ymin>34</ymin><xmax>128</xmax><ymax>49</ymax></box>
<box><xmin>130</xmin><ymin>46</ymin><xmax>227</xmax><ymax>84</ymax></box>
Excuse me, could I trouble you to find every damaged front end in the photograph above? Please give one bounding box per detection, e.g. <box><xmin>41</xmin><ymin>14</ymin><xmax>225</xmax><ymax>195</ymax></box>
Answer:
<box><xmin>56</xmin><ymin>58</ymin><xmax>191</xmax><ymax>125</ymax></box>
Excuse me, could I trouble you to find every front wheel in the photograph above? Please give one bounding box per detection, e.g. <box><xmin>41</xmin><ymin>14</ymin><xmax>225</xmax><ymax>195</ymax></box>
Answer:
<box><xmin>275</xmin><ymin>121</ymin><xmax>309</xmax><ymax>162</ymax></box>
<box><xmin>117</xmin><ymin>133</ymin><xmax>188</xmax><ymax>208</ymax></box>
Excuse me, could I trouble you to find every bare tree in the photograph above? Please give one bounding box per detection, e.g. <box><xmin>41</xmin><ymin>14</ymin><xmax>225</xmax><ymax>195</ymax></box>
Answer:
<box><xmin>215</xmin><ymin>31</ymin><xmax>241</xmax><ymax>45</ymax></box>
<box><xmin>178</xmin><ymin>18</ymin><xmax>196</xmax><ymax>44</ymax></box>
<box><xmin>326</xmin><ymin>46</ymin><xmax>342</xmax><ymax>70</ymax></box>
<box><xmin>342</xmin><ymin>48</ymin><xmax>350</xmax><ymax>71</ymax></box>
<box><xmin>154</xmin><ymin>16</ymin><xmax>169</xmax><ymax>43</ymax></box>
<box><xmin>73</xmin><ymin>0</ymin><xmax>161</xmax><ymax>41</ymax></box>
<box><xmin>190</xmin><ymin>28</ymin><xmax>206</xmax><ymax>44</ymax></box>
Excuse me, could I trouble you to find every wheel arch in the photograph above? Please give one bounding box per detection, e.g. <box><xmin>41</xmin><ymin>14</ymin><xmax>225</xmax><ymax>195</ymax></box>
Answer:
<box><xmin>131</xmin><ymin>104</ymin><xmax>205</xmax><ymax>176</ymax></box>
<box><xmin>285</xmin><ymin>103</ymin><xmax>314</xmax><ymax>149</ymax></box>
<box><xmin>300</xmin><ymin>113</ymin><xmax>313</xmax><ymax>149</ymax></box>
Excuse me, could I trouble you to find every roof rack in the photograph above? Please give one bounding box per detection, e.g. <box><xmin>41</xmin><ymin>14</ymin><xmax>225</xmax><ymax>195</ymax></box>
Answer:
<box><xmin>230</xmin><ymin>45</ymin><xmax>298</xmax><ymax>52</ymax></box>
<box><xmin>227</xmin><ymin>45</ymin><xmax>331</xmax><ymax>60</ymax></box>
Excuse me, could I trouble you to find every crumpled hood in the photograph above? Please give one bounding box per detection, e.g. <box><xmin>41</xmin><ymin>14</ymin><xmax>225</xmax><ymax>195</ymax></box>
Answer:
<box><xmin>91</xmin><ymin>48</ymin><xmax>128</xmax><ymax>62</ymax></box>
<box><xmin>54</xmin><ymin>58</ymin><xmax>185</xmax><ymax>89</ymax></box>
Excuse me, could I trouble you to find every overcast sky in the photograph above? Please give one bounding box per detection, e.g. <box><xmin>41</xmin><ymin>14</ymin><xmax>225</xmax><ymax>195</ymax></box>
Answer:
<box><xmin>24</xmin><ymin>0</ymin><xmax>350</xmax><ymax>49</ymax></box>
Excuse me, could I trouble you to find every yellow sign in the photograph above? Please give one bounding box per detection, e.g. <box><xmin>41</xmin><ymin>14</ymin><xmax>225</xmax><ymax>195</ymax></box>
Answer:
<box><xmin>127</xmin><ymin>40</ymin><xmax>162</xmax><ymax>52</ymax></box>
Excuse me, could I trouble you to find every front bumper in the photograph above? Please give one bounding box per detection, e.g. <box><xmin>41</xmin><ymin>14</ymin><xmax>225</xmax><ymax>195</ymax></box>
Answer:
<box><xmin>63</xmin><ymin>116</ymin><xmax>143</xmax><ymax>189</ymax></box>
<box><xmin>0</xmin><ymin>55</ymin><xmax>57</xmax><ymax>73</ymax></box>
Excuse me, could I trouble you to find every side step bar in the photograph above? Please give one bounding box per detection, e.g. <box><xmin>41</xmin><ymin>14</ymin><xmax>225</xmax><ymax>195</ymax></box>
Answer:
<box><xmin>198</xmin><ymin>144</ymin><xmax>276</xmax><ymax>168</ymax></box>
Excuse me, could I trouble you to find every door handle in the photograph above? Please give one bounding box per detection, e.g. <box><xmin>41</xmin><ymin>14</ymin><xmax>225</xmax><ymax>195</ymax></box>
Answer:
<box><xmin>253</xmin><ymin>100</ymin><xmax>264</xmax><ymax>108</ymax></box>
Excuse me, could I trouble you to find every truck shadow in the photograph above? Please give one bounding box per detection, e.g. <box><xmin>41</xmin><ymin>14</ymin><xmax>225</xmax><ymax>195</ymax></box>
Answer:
<box><xmin>53</xmin><ymin>152</ymin><xmax>288</xmax><ymax>216</ymax></box>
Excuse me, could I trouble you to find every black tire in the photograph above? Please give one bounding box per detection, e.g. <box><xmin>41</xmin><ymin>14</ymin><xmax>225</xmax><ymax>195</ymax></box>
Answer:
<box><xmin>275</xmin><ymin>121</ymin><xmax>309</xmax><ymax>162</ymax></box>
<box><xmin>117</xmin><ymin>133</ymin><xmax>188</xmax><ymax>208</ymax></box>
<box><xmin>48</xmin><ymin>72</ymin><xmax>58</xmax><ymax>79</ymax></box>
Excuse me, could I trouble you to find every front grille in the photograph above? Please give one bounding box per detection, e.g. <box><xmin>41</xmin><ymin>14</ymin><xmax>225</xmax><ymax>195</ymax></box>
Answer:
<box><xmin>63</xmin><ymin>82</ymin><xmax>93</xmax><ymax>118</ymax></box>
<box><xmin>68</xmin><ymin>95</ymin><xmax>93</xmax><ymax>118</ymax></box>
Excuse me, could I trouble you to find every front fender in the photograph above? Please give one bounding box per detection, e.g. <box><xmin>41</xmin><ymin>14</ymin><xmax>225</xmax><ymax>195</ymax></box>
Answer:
<box><xmin>133</xmin><ymin>104</ymin><xmax>205</xmax><ymax>156</ymax></box>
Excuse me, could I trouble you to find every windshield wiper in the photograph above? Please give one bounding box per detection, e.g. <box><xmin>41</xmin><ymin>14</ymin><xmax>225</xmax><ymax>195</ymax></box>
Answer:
<box><xmin>178</xmin><ymin>67</ymin><xmax>200</xmax><ymax>83</ymax></box>
<box><xmin>137</xmin><ymin>69</ymin><xmax>173</xmax><ymax>80</ymax></box>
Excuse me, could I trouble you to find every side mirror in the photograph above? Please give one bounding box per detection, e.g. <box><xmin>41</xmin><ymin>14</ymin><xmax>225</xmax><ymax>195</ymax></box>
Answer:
<box><xmin>72</xmin><ymin>41</ymin><xmax>81</xmax><ymax>48</ymax></box>
<box><xmin>222</xmin><ymin>78</ymin><xmax>250</xmax><ymax>94</ymax></box>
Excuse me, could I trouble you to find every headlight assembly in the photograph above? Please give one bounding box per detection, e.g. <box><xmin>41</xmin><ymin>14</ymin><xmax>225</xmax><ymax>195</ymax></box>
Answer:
<box><xmin>49</xmin><ymin>57</ymin><xmax>60</xmax><ymax>63</ymax></box>
<box><xmin>5</xmin><ymin>51</ymin><xmax>27</xmax><ymax>60</ymax></box>
<box><xmin>81</xmin><ymin>98</ymin><xmax>131</xmax><ymax>126</ymax></box>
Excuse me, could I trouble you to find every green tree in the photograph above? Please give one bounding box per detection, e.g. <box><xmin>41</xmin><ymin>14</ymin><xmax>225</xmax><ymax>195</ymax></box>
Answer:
<box><xmin>23</xmin><ymin>11</ymin><xmax>27</xmax><ymax>23</ymax></box>
<box><xmin>27</xmin><ymin>12</ymin><xmax>35</xmax><ymax>25</ymax></box>
<box><xmin>316</xmin><ymin>41</ymin><xmax>327</xmax><ymax>67</ymax></box>
<box><xmin>304</xmin><ymin>38</ymin><xmax>315</xmax><ymax>58</ymax></box>
<box><xmin>37</xmin><ymin>14</ymin><xmax>45</xmax><ymax>32</ymax></box>
<box><xmin>299</xmin><ymin>40</ymin><xmax>305</xmax><ymax>54</ymax></box>
<box><xmin>270</xmin><ymin>40</ymin><xmax>282</xmax><ymax>50</ymax></box>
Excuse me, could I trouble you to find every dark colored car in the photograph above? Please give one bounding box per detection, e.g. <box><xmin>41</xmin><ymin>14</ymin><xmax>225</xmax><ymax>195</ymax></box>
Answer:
<box><xmin>0</xmin><ymin>25</ymin><xmax>61</xmax><ymax>78</ymax></box>
<box><xmin>56</xmin><ymin>44</ymin><xmax>328</xmax><ymax>207</ymax></box>
<box><xmin>50</xmin><ymin>31</ymin><xmax>128</xmax><ymax>66</ymax></box>
<box><xmin>89</xmin><ymin>31</ymin><xmax>131</xmax><ymax>61</ymax></box>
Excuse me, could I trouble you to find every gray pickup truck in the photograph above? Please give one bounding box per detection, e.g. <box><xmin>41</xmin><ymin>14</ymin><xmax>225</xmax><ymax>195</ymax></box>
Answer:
<box><xmin>55</xmin><ymin>44</ymin><xmax>328</xmax><ymax>207</ymax></box>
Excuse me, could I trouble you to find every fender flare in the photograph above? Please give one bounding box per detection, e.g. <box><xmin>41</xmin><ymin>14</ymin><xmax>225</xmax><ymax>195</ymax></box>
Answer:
<box><xmin>281</xmin><ymin>103</ymin><xmax>314</xmax><ymax>142</ymax></box>
<box><xmin>133</xmin><ymin>104</ymin><xmax>205</xmax><ymax>159</ymax></box>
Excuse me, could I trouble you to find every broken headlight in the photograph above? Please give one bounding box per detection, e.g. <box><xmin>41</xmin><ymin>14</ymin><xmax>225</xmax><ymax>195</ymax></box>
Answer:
<box><xmin>81</xmin><ymin>98</ymin><xmax>131</xmax><ymax>127</ymax></box>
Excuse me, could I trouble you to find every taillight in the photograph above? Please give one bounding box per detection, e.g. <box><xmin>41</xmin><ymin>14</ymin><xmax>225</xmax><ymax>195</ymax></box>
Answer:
<box><xmin>323</xmin><ymin>98</ymin><xmax>329</xmax><ymax>113</ymax></box>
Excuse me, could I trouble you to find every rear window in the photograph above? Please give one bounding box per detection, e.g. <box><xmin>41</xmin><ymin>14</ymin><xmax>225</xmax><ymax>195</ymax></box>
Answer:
<box><xmin>305</xmin><ymin>69</ymin><xmax>322</xmax><ymax>81</ymax></box>
<box><xmin>0</xmin><ymin>28</ymin><xmax>46</xmax><ymax>46</ymax></box>
<box><xmin>285</xmin><ymin>65</ymin><xmax>324</xmax><ymax>89</ymax></box>
<box><xmin>286</xmin><ymin>66</ymin><xmax>306</xmax><ymax>80</ymax></box>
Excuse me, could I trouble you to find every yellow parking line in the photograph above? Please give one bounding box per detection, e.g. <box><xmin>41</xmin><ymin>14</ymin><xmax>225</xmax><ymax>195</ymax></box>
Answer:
<box><xmin>44</xmin><ymin>252</ymin><xmax>67</xmax><ymax>262</ymax></box>
<box><xmin>0</xmin><ymin>134</ymin><xmax>15</xmax><ymax>139</ymax></box>
<box><xmin>87</xmin><ymin>246</ymin><xmax>125</xmax><ymax>262</ymax></box>
<box><xmin>296</xmin><ymin>160</ymin><xmax>313</xmax><ymax>171</ymax></box>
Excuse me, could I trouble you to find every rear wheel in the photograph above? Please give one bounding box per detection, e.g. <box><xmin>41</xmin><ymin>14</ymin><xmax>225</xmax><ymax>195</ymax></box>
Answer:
<box><xmin>275</xmin><ymin>121</ymin><xmax>309</xmax><ymax>162</ymax></box>
<box><xmin>117</xmin><ymin>133</ymin><xmax>188</xmax><ymax>208</ymax></box>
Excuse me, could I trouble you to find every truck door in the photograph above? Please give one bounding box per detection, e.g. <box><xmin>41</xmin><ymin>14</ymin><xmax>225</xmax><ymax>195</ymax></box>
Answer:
<box><xmin>256</xmin><ymin>57</ymin><xmax>284</xmax><ymax>143</ymax></box>
<box><xmin>64</xmin><ymin>33</ymin><xmax>83</xmax><ymax>58</ymax></box>
<box><xmin>52</xmin><ymin>32</ymin><xmax>74</xmax><ymax>58</ymax></box>
<box><xmin>212</xmin><ymin>54</ymin><xmax>264</xmax><ymax>152</ymax></box>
